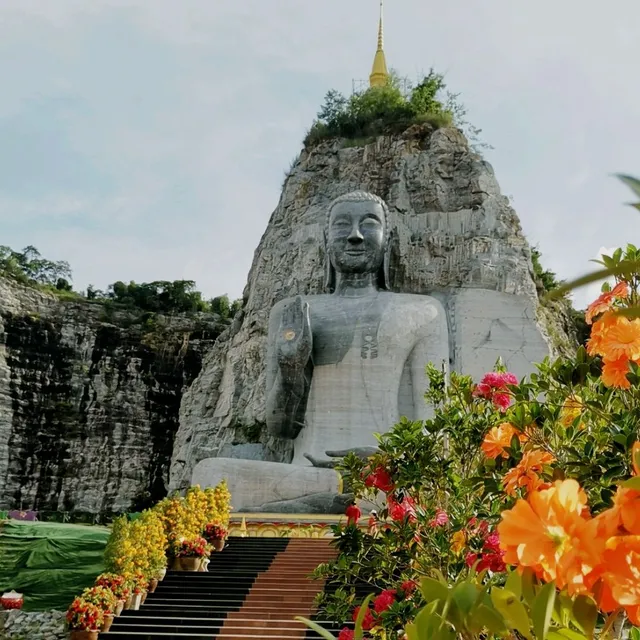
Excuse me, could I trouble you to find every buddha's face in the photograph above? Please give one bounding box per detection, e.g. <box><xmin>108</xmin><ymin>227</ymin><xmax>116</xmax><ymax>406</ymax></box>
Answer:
<box><xmin>327</xmin><ymin>200</ymin><xmax>386</xmax><ymax>275</ymax></box>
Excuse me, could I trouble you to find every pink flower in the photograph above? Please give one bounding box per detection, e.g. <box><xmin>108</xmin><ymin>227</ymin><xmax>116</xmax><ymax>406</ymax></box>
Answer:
<box><xmin>493</xmin><ymin>393</ymin><xmax>512</xmax><ymax>412</ymax></box>
<box><xmin>352</xmin><ymin>606</ymin><xmax>375</xmax><ymax>631</ymax></box>
<box><xmin>483</xmin><ymin>532</ymin><xmax>501</xmax><ymax>552</ymax></box>
<box><xmin>472</xmin><ymin>372</ymin><xmax>518</xmax><ymax>411</ymax></box>
<box><xmin>373</xmin><ymin>589</ymin><xmax>396</xmax><ymax>613</ymax></box>
<box><xmin>429</xmin><ymin>508</ymin><xmax>449</xmax><ymax>527</ymax></box>
<box><xmin>338</xmin><ymin>628</ymin><xmax>354</xmax><ymax>640</ymax></box>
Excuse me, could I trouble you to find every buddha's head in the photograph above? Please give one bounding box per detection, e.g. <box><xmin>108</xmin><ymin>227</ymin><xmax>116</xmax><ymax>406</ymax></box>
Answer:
<box><xmin>324</xmin><ymin>191</ymin><xmax>391</xmax><ymax>292</ymax></box>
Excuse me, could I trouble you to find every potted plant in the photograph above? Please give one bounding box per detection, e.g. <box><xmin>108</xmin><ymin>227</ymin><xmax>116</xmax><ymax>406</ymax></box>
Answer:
<box><xmin>66</xmin><ymin>596</ymin><xmax>105</xmax><ymax>640</ymax></box>
<box><xmin>172</xmin><ymin>536</ymin><xmax>210</xmax><ymax>571</ymax></box>
<box><xmin>1</xmin><ymin>590</ymin><xmax>24</xmax><ymax>610</ymax></box>
<box><xmin>131</xmin><ymin>573</ymin><xmax>149</xmax><ymax>608</ymax></box>
<box><xmin>94</xmin><ymin>573</ymin><xmax>130</xmax><ymax>614</ymax></box>
<box><xmin>80</xmin><ymin>586</ymin><xmax>118</xmax><ymax>632</ymax></box>
<box><xmin>203</xmin><ymin>524</ymin><xmax>228</xmax><ymax>552</ymax></box>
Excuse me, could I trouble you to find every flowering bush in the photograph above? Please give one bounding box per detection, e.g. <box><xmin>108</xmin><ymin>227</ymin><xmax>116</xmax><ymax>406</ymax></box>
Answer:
<box><xmin>66</xmin><ymin>597</ymin><xmax>105</xmax><ymax>631</ymax></box>
<box><xmin>172</xmin><ymin>536</ymin><xmax>209</xmax><ymax>558</ymax></box>
<box><xmin>203</xmin><ymin>523</ymin><xmax>228</xmax><ymax>541</ymax></box>
<box><xmin>307</xmin><ymin>246</ymin><xmax>640</xmax><ymax>638</ymax></box>
<box><xmin>94</xmin><ymin>573</ymin><xmax>130</xmax><ymax>601</ymax></box>
<box><xmin>80</xmin><ymin>586</ymin><xmax>118</xmax><ymax>615</ymax></box>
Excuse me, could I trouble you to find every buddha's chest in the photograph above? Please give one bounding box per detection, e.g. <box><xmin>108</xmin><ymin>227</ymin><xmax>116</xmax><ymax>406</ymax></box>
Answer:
<box><xmin>308</xmin><ymin>297</ymin><xmax>411</xmax><ymax>366</ymax></box>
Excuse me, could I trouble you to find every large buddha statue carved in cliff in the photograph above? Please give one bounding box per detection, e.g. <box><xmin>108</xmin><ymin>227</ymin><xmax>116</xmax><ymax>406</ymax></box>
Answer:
<box><xmin>192</xmin><ymin>191</ymin><xmax>450</xmax><ymax>512</ymax></box>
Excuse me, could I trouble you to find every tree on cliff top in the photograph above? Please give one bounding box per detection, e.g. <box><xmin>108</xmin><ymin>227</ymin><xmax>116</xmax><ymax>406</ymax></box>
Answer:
<box><xmin>0</xmin><ymin>245</ymin><xmax>72</xmax><ymax>289</ymax></box>
<box><xmin>304</xmin><ymin>69</ymin><xmax>488</xmax><ymax>150</ymax></box>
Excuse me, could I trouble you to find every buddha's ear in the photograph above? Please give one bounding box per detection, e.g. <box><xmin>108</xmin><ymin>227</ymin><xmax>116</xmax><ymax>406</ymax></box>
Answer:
<box><xmin>382</xmin><ymin>227</ymin><xmax>394</xmax><ymax>291</ymax></box>
<box><xmin>323</xmin><ymin>228</ymin><xmax>335</xmax><ymax>293</ymax></box>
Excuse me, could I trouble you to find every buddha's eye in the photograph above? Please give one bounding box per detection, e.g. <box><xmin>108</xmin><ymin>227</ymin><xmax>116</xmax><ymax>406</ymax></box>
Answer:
<box><xmin>361</xmin><ymin>218</ymin><xmax>381</xmax><ymax>228</ymax></box>
<box><xmin>332</xmin><ymin>219</ymin><xmax>351</xmax><ymax>228</ymax></box>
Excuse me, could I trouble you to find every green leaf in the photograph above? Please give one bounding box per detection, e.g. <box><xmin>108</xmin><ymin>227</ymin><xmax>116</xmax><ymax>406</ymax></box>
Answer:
<box><xmin>294</xmin><ymin>617</ymin><xmax>336</xmax><ymax>640</ymax></box>
<box><xmin>629</xmin><ymin>627</ymin><xmax>640</xmax><ymax>640</ymax></box>
<box><xmin>467</xmin><ymin>603</ymin><xmax>508</xmax><ymax>636</ymax></box>
<box><xmin>571</xmin><ymin>595</ymin><xmax>598</xmax><ymax>638</ymax></box>
<box><xmin>623</xmin><ymin>477</ymin><xmax>640</xmax><ymax>490</ymax></box>
<box><xmin>421</xmin><ymin>576</ymin><xmax>450</xmax><ymax>603</ymax></box>
<box><xmin>451</xmin><ymin>581</ymin><xmax>479</xmax><ymax>618</ymax></box>
<box><xmin>532</xmin><ymin>581</ymin><xmax>557</xmax><ymax>640</ymax></box>
<box><xmin>555</xmin><ymin>628</ymin><xmax>589</xmax><ymax>640</ymax></box>
<box><xmin>353</xmin><ymin>593</ymin><xmax>374</xmax><ymax>640</ymax></box>
<box><xmin>505</xmin><ymin>570</ymin><xmax>522</xmax><ymax>600</ymax></box>
<box><xmin>521</xmin><ymin>568</ymin><xmax>537</xmax><ymax>606</ymax></box>
<box><xmin>617</xmin><ymin>174</ymin><xmax>640</xmax><ymax>199</ymax></box>
<box><xmin>542</xmin><ymin>262</ymin><xmax>640</xmax><ymax>300</ymax></box>
<box><xmin>405</xmin><ymin>622</ymin><xmax>419</xmax><ymax>640</ymax></box>
<box><xmin>491</xmin><ymin>587</ymin><xmax>531</xmax><ymax>639</ymax></box>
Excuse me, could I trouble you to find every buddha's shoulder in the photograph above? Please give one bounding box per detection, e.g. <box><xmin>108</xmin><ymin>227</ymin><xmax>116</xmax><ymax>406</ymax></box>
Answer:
<box><xmin>379</xmin><ymin>291</ymin><xmax>446</xmax><ymax>314</ymax></box>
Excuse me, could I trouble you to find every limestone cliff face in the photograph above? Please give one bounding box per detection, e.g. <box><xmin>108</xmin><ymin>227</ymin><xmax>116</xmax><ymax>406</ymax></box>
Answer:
<box><xmin>170</xmin><ymin>126</ymin><xmax>567</xmax><ymax>490</ymax></box>
<box><xmin>0</xmin><ymin>279</ymin><xmax>222</xmax><ymax>515</ymax></box>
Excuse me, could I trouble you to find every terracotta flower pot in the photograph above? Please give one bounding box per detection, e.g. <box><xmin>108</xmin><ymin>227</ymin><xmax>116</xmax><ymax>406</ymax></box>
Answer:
<box><xmin>69</xmin><ymin>630</ymin><xmax>99</xmax><ymax>640</ymax></box>
<box><xmin>124</xmin><ymin>594</ymin><xmax>133</xmax><ymax>610</ymax></box>
<box><xmin>199</xmin><ymin>557</ymin><xmax>210</xmax><ymax>572</ymax></box>
<box><xmin>115</xmin><ymin>600</ymin><xmax>124</xmax><ymax>616</ymax></box>
<box><xmin>212</xmin><ymin>539</ymin><xmax>225</xmax><ymax>552</ymax></box>
<box><xmin>141</xmin><ymin>591</ymin><xmax>147</xmax><ymax>605</ymax></box>
<box><xmin>102</xmin><ymin>614</ymin><xmax>115</xmax><ymax>633</ymax></box>
<box><xmin>148</xmin><ymin>578</ymin><xmax>158</xmax><ymax>593</ymax></box>
<box><xmin>179</xmin><ymin>557</ymin><xmax>201</xmax><ymax>571</ymax></box>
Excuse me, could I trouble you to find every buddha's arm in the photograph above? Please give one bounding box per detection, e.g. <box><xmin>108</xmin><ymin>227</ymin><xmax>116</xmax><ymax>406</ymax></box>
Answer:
<box><xmin>409</xmin><ymin>304</ymin><xmax>450</xmax><ymax>422</ymax></box>
<box><xmin>265</xmin><ymin>301</ymin><xmax>312</xmax><ymax>440</ymax></box>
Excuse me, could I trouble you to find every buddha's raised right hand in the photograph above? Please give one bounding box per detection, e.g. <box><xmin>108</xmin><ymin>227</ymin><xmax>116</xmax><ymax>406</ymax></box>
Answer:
<box><xmin>276</xmin><ymin>295</ymin><xmax>312</xmax><ymax>382</ymax></box>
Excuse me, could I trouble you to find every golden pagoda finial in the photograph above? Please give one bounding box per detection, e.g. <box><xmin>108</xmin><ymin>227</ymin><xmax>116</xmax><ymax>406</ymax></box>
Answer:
<box><xmin>369</xmin><ymin>0</ymin><xmax>389</xmax><ymax>88</ymax></box>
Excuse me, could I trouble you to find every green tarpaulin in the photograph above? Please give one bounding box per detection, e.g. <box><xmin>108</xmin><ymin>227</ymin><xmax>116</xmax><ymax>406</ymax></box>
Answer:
<box><xmin>0</xmin><ymin>520</ymin><xmax>109</xmax><ymax>611</ymax></box>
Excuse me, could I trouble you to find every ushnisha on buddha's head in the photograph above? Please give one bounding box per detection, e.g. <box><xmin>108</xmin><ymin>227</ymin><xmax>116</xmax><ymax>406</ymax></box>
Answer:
<box><xmin>324</xmin><ymin>191</ymin><xmax>391</xmax><ymax>291</ymax></box>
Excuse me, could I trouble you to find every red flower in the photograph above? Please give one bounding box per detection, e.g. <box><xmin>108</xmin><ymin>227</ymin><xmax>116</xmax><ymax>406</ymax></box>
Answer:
<box><xmin>346</xmin><ymin>504</ymin><xmax>362</xmax><ymax>525</ymax></box>
<box><xmin>477</xmin><ymin>551</ymin><xmax>507</xmax><ymax>573</ymax></box>
<box><xmin>429</xmin><ymin>508</ymin><xmax>449</xmax><ymax>527</ymax></box>
<box><xmin>338</xmin><ymin>628</ymin><xmax>354</xmax><ymax>640</ymax></box>
<box><xmin>465</xmin><ymin>552</ymin><xmax>479</xmax><ymax>567</ymax></box>
<box><xmin>401</xmin><ymin>580</ymin><xmax>417</xmax><ymax>596</ymax></box>
<box><xmin>364</xmin><ymin>466</ymin><xmax>395</xmax><ymax>493</ymax></box>
<box><xmin>388</xmin><ymin>495</ymin><xmax>417</xmax><ymax>523</ymax></box>
<box><xmin>373</xmin><ymin>589</ymin><xmax>396</xmax><ymax>613</ymax></box>
<box><xmin>352</xmin><ymin>606</ymin><xmax>375</xmax><ymax>630</ymax></box>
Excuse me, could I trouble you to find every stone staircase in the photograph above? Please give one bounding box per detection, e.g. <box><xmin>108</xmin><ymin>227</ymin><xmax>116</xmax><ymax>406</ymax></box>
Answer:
<box><xmin>101</xmin><ymin>537</ymin><xmax>345</xmax><ymax>639</ymax></box>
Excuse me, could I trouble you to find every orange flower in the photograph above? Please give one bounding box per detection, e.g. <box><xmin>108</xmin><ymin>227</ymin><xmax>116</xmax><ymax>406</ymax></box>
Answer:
<box><xmin>558</xmin><ymin>395</ymin><xmax>583</xmax><ymax>428</ymax></box>
<box><xmin>601</xmin><ymin>355</ymin><xmax>632</xmax><ymax>389</ymax></box>
<box><xmin>498</xmin><ymin>479</ymin><xmax>589</xmax><ymax>587</ymax></box>
<box><xmin>587</xmin><ymin>312</ymin><xmax>621</xmax><ymax>356</ymax></box>
<box><xmin>599</xmin><ymin>316</ymin><xmax>640</xmax><ymax>361</ymax></box>
<box><xmin>481</xmin><ymin>423</ymin><xmax>527</xmax><ymax>459</ymax></box>
<box><xmin>599</xmin><ymin>535</ymin><xmax>640</xmax><ymax>625</ymax></box>
<box><xmin>602</xmin><ymin>486</ymin><xmax>640</xmax><ymax>535</ymax></box>
<box><xmin>503</xmin><ymin>449</ymin><xmax>555</xmax><ymax>496</ymax></box>
<box><xmin>451</xmin><ymin>530</ymin><xmax>466</xmax><ymax>554</ymax></box>
<box><xmin>585</xmin><ymin>281</ymin><xmax>629</xmax><ymax>324</ymax></box>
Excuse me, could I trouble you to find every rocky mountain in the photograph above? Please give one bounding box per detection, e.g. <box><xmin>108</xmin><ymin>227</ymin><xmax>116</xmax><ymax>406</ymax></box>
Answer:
<box><xmin>169</xmin><ymin>125</ymin><xmax>573</xmax><ymax>491</ymax></box>
<box><xmin>0</xmin><ymin>279</ymin><xmax>223</xmax><ymax>516</ymax></box>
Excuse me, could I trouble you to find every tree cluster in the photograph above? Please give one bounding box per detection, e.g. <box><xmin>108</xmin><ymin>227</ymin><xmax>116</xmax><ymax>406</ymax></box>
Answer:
<box><xmin>0</xmin><ymin>244</ymin><xmax>241</xmax><ymax>318</ymax></box>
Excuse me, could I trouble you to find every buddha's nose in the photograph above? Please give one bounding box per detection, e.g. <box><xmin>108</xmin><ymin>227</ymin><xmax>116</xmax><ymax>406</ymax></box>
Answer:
<box><xmin>347</xmin><ymin>226</ymin><xmax>364</xmax><ymax>244</ymax></box>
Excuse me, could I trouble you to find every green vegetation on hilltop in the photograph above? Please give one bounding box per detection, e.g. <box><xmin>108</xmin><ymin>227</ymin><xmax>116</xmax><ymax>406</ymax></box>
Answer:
<box><xmin>304</xmin><ymin>70</ymin><xmax>488</xmax><ymax>150</ymax></box>
<box><xmin>0</xmin><ymin>244</ymin><xmax>242</xmax><ymax>319</ymax></box>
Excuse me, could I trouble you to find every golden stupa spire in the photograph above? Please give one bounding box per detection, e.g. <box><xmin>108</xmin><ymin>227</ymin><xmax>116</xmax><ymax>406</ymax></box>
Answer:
<box><xmin>369</xmin><ymin>0</ymin><xmax>389</xmax><ymax>88</ymax></box>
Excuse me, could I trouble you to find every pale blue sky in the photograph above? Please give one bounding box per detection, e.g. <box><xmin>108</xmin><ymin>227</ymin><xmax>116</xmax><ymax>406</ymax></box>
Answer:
<box><xmin>1</xmin><ymin>1</ymin><xmax>638</xmax><ymax>308</ymax></box>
